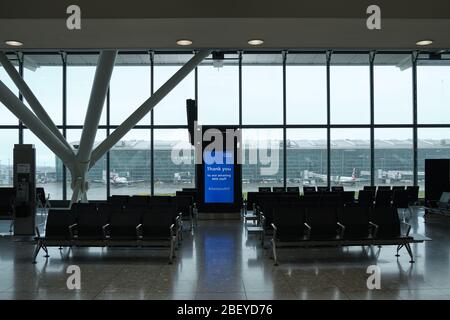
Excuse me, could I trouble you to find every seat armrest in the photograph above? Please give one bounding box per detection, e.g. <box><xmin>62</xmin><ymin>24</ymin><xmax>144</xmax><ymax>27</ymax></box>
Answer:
<box><xmin>304</xmin><ymin>222</ymin><xmax>312</xmax><ymax>238</ymax></box>
<box><xmin>271</xmin><ymin>223</ymin><xmax>277</xmax><ymax>239</ymax></box>
<box><xmin>169</xmin><ymin>223</ymin><xmax>175</xmax><ymax>236</ymax></box>
<box><xmin>102</xmin><ymin>223</ymin><xmax>110</xmax><ymax>238</ymax></box>
<box><xmin>136</xmin><ymin>223</ymin><xmax>142</xmax><ymax>237</ymax></box>
<box><xmin>68</xmin><ymin>223</ymin><xmax>78</xmax><ymax>239</ymax></box>
<box><xmin>260</xmin><ymin>215</ymin><xmax>266</xmax><ymax>228</ymax></box>
<box><xmin>337</xmin><ymin>222</ymin><xmax>346</xmax><ymax>237</ymax></box>
<box><xmin>369</xmin><ymin>221</ymin><xmax>379</xmax><ymax>237</ymax></box>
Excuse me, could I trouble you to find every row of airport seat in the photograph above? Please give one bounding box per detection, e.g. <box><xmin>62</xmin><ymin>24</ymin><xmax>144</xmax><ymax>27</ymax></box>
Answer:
<box><xmin>32</xmin><ymin>194</ymin><xmax>197</xmax><ymax>264</ymax></box>
<box><xmin>265</xmin><ymin>201</ymin><xmax>428</xmax><ymax>265</ymax></box>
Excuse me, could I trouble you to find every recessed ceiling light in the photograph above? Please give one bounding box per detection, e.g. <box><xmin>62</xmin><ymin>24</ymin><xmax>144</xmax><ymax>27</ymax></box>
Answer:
<box><xmin>416</xmin><ymin>39</ymin><xmax>433</xmax><ymax>46</ymax></box>
<box><xmin>176</xmin><ymin>39</ymin><xmax>193</xmax><ymax>46</ymax></box>
<box><xmin>4</xmin><ymin>40</ymin><xmax>23</xmax><ymax>47</ymax></box>
<box><xmin>248</xmin><ymin>39</ymin><xmax>264</xmax><ymax>46</ymax></box>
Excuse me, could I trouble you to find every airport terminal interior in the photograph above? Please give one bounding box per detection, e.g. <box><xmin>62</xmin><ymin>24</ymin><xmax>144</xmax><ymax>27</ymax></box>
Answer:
<box><xmin>1</xmin><ymin>0</ymin><xmax>450</xmax><ymax>301</ymax></box>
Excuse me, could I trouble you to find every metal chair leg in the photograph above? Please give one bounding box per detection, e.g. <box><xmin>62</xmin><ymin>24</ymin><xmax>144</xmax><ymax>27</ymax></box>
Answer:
<box><xmin>271</xmin><ymin>239</ymin><xmax>278</xmax><ymax>266</ymax></box>
<box><xmin>405</xmin><ymin>243</ymin><xmax>415</xmax><ymax>263</ymax></box>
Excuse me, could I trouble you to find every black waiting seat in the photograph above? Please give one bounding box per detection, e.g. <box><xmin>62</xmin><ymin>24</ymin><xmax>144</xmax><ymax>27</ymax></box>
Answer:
<box><xmin>305</xmin><ymin>207</ymin><xmax>339</xmax><ymax>239</ymax></box>
<box><xmin>107</xmin><ymin>207</ymin><xmax>142</xmax><ymax>240</ymax></box>
<box><xmin>320</xmin><ymin>192</ymin><xmax>342</xmax><ymax>207</ymax></box>
<box><xmin>108</xmin><ymin>195</ymin><xmax>129</xmax><ymax>206</ymax></box>
<box><xmin>370</xmin><ymin>206</ymin><xmax>401</xmax><ymax>238</ymax></box>
<box><xmin>342</xmin><ymin>191</ymin><xmax>355</xmax><ymax>205</ymax></box>
<box><xmin>71</xmin><ymin>202</ymin><xmax>97</xmax><ymax>217</ymax></box>
<box><xmin>303</xmin><ymin>186</ymin><xmax>316</xmax><ymax>194</ymax></box>
<box><xmin>377</xmin><ymin>186</ymin><xmax>391</xmax><ymax>191</ymax></box>
<box><xmin>302</xmin><ymin>193</ymin><xmax>321</xmax><ymax>207</ymax></box>
<box><xmin>128</xmin><ymin>195</ymin><xmax>150</xmax><ymax>206</ymax></box>
<box><xmin>244</xmin><ymin>192</ymin><xmax>258</xmax><ymax>212</ymax></box>
<box><xmin>149</xmin><ymin>196</ymin><xmax>174</xmax><ymax>205</ymax></box>
<box><xmin>317</xmin><ymin>186</ymin><xmax>330</xmax><ymax>193</ymax></box>
<box><xmin>337</xmin><ymin>206</ymin><xmax>371</xmax><ymax>239</ymax></box>
<box><xmin>272</xmin><ymin>205</ymin><xmax>306</xmax><ymax>241</ymax></box>
<box><xmin>406</xmin><ymin>186</ymin><xmax>419</xmax><ymax>205</ymax></box>
<box><xmin>36</xmin><ymin>187</ymin><xmax>51</xmax><ymax>210</ymax></box>
<box><xmin>393</xmin><ymin>190</ymin><xmax>409</xmax><ymax>209</ymax></box>
<box><xmin>392</xmin><ymin>186</ymin><xmax>405</xmax><ymax>192</ymax></box>
<box><xmin>258</xmin><ymin>187</ymin><xmax>271</xmax><ymax>193</ymax></box>
<box><xmin>331</xmin><ymin>186</ymin><xmax>344</xmax><ymax>192</ymax></box>
<box><xmin>75</xmin><ymin>208</ymin><xmax>110</xmax><ymax>240</ymax></box>
<box><xmin>272</xmin><ymin>187</ymin><xmax>285</xmax><ymax>193</ymax></box>
<box><xmin>357</xmin><ymin>190</ymin><xmax>374</xmax><ymax>207</ymax></box>
<box><xmin>286</xmin><ymin>187</ymin><xmax>300</xmax><ymax>194</ymax></box>
<box><xmin>176</xmin><ymin>195</ymin><xmax>193</xmax><ymax>218</ymax></box>
<box><xmin>375</xmin><ymin>189</ymin><xmax>393</xmax><ymax>207</ymax></box>
<box><xmin>43</xmin><ymin>209</ymin><xmax>76</xmax><ymax>240</ymax></box>
<box><xmin>363</xmin><ymin>186</ymin><xmax>376</xmax><ymax>193</ymax></box>
<box><xmin>0</xmin><ymin>187</ymin><xmax>15</xmax><ymax>219</ymax></box>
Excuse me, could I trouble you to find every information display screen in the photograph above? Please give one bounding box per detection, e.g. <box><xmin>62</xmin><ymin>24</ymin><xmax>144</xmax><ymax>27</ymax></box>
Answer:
<box><xmin>204</xmin><ymin>151</ymin><xmax>234</xmax><ymax>203</ymax></box>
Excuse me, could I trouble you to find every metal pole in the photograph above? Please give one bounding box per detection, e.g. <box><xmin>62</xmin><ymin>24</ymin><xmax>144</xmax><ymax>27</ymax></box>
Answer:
<box><xmin>412</xmin><ymin>51</ymin><xmax>419</xmax><ymax>186</ymax></box>
<box><xmin>150</xmin><ymin>51</ymin><xmax>154</xmax><ymax>196</ymax></box>
<box><xmin>90</xmin><ymin>50</ymin><xmax>211</xmax><ymax>168</ymax></box>
<box><xmin>326</xmin><ymin>51</ymin><xmax>332</xmax><ymax>188</ymax></box>
<box><xmin>282</xmin><ymin>51</ymin><xmax>287</xmax><ymax>189</ymax></box>
<box><xmin>0</xmin><ymin>52</ymin><xmax>73</xmax><ymax>152</ymax></box>
<box><xmin>370</xmin><ymin>51</ymin><xmax>376</xmax><ymax>186</ymax></box>
<box><xmin>62</xmin><ymin>52</ymin><xmax>68</xmax><ymax>200</ymax></box>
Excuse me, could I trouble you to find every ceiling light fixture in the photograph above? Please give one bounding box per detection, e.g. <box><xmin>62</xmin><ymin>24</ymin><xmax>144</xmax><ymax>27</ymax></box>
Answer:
<box><xmin>248</xmin><ymin>39</ymin><xmax>264</xmax><ymax>46</ymax></box>
<box><xmin>4</xmin><ymin>40</ymin><xmax>23</xmax><ymax>47</ymax></box>
<box><xmin>416</xmin><ymin>39</ymin><xmax>433</xmax><ymax>46</ymax></box>
<box><xmin>176</xmin><ymin>39</ymin><xmax>193</xmax><ymax>46</ymax></box>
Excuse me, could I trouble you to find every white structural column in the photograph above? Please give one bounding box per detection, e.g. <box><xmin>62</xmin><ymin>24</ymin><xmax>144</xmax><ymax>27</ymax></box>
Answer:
<box><xmin>0</xmin><ymin>80</ymin><xmax>75</xmax><ymax>167</ymax></box>
<box><xmin>90</xmin><ymin>49</ymin><xmax>211</xmax><ymax>167</ymax></box>
<box><xmin>0</xmin><ymin>52</ymin><xmax>73</xmax><ymax>152</ymax></box>
<box><xmin>71</xmin><ymin>50</ymin><xmax>117</xmax><ymax>203</ymax></box>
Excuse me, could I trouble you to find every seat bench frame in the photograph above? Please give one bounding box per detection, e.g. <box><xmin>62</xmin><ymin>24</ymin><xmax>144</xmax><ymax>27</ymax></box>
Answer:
<box><xmin>33</xmin><ymin>223</ymin><xmax>178</xmax><ymax>264</ymax></box>
<box><xmin>269</xmin><ymin>221</ymin><xmax>431</xmax><ymax>266</ymax></box>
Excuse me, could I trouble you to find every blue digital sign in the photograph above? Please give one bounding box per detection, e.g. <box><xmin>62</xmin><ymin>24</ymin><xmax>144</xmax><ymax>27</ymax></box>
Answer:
<box><xmin>204</xmin><ymin>151</ymin><xmax>234</xmax><ymax>203</ymax></box>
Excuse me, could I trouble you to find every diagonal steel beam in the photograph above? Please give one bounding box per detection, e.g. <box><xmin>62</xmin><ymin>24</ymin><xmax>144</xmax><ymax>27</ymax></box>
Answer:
<box><xmin>77</xmin><ymin>50</ymin><xmax>116</xmax><ymax>167</ymax></box>
<box><xmin>0</xmin><ymin>79</ymin><xmax>75</xmax><ymax>168</ymax></box>
<box><xmin>90</xmin><ymin>49</ymin><xmax>211</xmax><ymax>168</ymax></box>
<box><xmin>0</xmin><ymin>51</ymin><xmax>74</xmax><ymax>153</ymax></box>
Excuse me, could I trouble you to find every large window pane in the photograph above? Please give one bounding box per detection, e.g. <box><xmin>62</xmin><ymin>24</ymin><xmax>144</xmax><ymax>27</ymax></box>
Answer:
<box><xmin>154</xmin><ymin>54</ymin><xmax>195</xmax><ymax>125</ymax></box>
<box><xmin>418</xmin><ymin>129</ymin><xmax>450</xmax><ymax>191</ymax></box>
<box><xmin>331</xmin><ymin>54</ymin><xmax>370</xmax><ymax>124</ymax></box>
<box><xmin>198</xmin><ymin>53</ymin><xmax>239</xmax><ymax>125</ymax></box>
<box><xmin>154</xmin><ymin>129</ymin><xmax>194</xmax><ymax>195</ymax></box>
<box><xmin>0</xmin><ymin>57</ymin><xmax>19</xmax><ymax>125</ymax></box>
<box><xmin>24</xmin><ymin>130</ymin><xmax>63</xmax><ymax>200</ymax></box>
<box><xmin>67</xmin><ymin>54</ymin><xmax>106</xmax><ymax>125</ymax></box>
<box><xmin>418</xmin><ymin>62</ymin><xmax>450</xmax><ymax>124</ymax></box>
<box><xmin>374</xmin><ymin>54</ymin><xmax>412</xmax><ymax>124</ymax></box>
<box><xmin>24</xmin><ymin>55</ymin><xmax>63</xmax><ymax>125</ymax></box>
<box><xmin>287</xmin><ymin>129</ymin><xmax>327</xmax><ymax>187</ymax></box>
<box><xmin>110</xmin><ymin>129</ymin><xmax>151</xmax><ymax>196</ymax></box>
<box><xmin>66</xmin><ymin>129</ymin><xmax>107</xmax><ymax>200</ymax></box>
<box><xmin>331</xmin><ymin>129</ymin><xmax>370</xmax><ymax>190</ymax></box>
<box><xmin>242</xmin><ymin>54</ymin><xmax>283</xmax><ymax>124</ymax></box>
<box><xmin>110</xmin><ymin>56</ymin><xmax>150</xmax><ymax>125</ymax></box>
<box><xmin>0</xmin><ymin>130</ymin><xmax>18</xmax><ymax>186</ymax></box>
<box><xmin>374</xmin><ymin>129</ymin><xmax>413</xmax><ymax>186</ymax></box>
<box><xmin>242</xmin><ymin>129</ymin><xmax>283</xmax><ymax>193</ymax></box>
<box><xmin>287</xmin><ymin>54</ymin><xmax>327</xmax><ymax>124</ymax></box>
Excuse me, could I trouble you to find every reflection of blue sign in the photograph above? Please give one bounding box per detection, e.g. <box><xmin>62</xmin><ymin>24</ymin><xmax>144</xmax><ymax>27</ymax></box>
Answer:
<box><xmin>204</xmin><ymin>151</ymin><xmax>234</xmax><ymax>203</ymax></box>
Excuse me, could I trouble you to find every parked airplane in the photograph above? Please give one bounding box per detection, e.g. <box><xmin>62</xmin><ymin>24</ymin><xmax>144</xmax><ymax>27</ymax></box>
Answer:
<box><xmin>304</xmin><ymin>168</ymin><xmax>369</xmax><ymax>185</ymax></box>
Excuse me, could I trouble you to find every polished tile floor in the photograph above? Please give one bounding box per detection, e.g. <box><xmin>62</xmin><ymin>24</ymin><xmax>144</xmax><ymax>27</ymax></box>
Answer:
<box><xmin>1</xmin><ymin>207</ymin><xmax>450</xmax><ymax>300</ymax></box>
